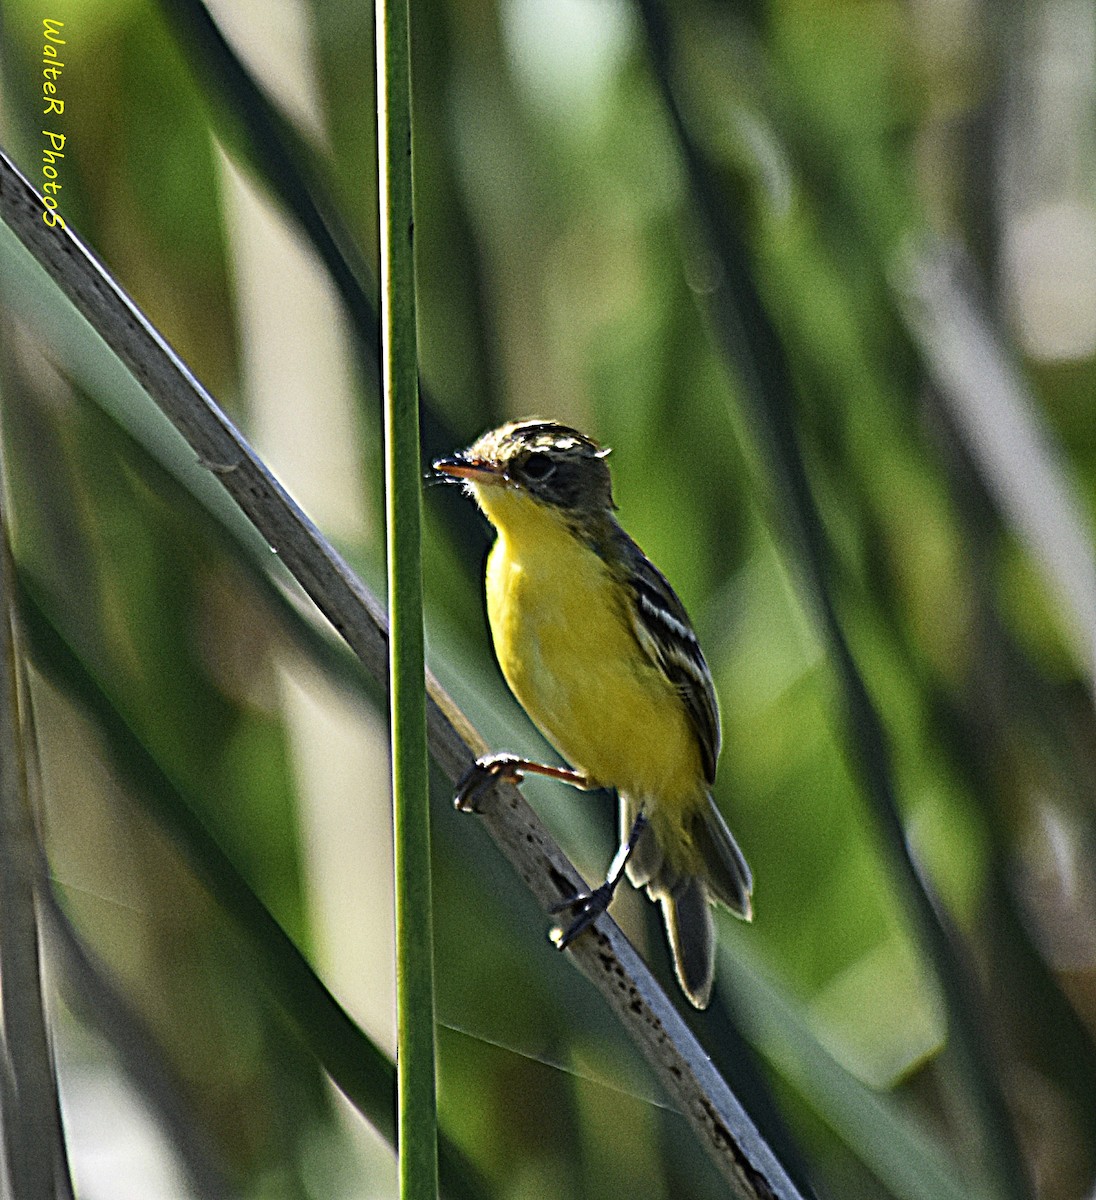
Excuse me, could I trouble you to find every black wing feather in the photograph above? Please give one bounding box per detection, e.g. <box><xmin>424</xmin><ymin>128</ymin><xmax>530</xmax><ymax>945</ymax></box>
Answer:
<box><xmin>616</xmin><ymin>534</ymin><xmax>721</xmax><ymax>784</ymax></box>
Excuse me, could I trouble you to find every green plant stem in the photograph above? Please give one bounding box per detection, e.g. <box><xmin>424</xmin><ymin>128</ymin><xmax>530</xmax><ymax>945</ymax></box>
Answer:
<box><xmin>16</xmin><ymin>578</ymin><xmax>489</xmax><ymax>1200</ymax></box>
<box><xmin>155</xmin><ymin>0</ymin><xmax>472</xmax><ymax>522</ymax></box>
<box><xmin>0</xmin><ymin>530</ymin><xmax>72</xmax><ymax>1199</ymax></box>
<box><xmin>375</xmin><ymin>1</ymin><xmax>439</xmax><ymax>1196</ymax></box>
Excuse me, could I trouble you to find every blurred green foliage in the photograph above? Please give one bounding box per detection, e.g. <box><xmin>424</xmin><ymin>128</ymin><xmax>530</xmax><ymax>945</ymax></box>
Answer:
<box><xmin>2</xmin><ymin>0</ymin><xmax>1096</xmax><ymax>1197</ymax></box>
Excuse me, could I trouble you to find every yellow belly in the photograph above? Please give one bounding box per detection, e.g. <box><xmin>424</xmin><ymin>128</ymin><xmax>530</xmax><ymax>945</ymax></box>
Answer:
<box><xmin>484</xmin><ymin>513</ymin><xmax>702</xmax><ymax>806</ymax></box>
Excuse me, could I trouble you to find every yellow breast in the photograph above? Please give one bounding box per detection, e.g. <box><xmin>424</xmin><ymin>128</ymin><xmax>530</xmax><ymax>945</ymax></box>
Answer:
<box><xmin>474</xmin><ymin>483</ymin><xmax>702</xmax><ymax>804</ymax></box>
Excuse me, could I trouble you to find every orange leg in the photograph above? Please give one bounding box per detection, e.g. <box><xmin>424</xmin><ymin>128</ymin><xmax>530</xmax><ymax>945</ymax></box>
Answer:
<box><xmin>454</xmin><ymin>752</ymin><xmax>593</xmax><ymax>813</ymax></box>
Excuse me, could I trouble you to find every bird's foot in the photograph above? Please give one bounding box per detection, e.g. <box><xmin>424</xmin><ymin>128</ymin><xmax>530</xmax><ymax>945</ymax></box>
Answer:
<box><xmin>548</xmin><ymin>882</ymin><xmax>615</xmax><ymax>950</ymax></box>
<box><xmin>453</xmin><ymin>753</ymin><xmax>526</xmax><ymax>813</ymax></box>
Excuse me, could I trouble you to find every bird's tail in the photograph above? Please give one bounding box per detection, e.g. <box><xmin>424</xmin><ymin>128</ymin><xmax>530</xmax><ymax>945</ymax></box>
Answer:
<box><xmin>623</xmin><ymin>792</ymin><xmax>752</xmax><ymax>1009</ymax></box>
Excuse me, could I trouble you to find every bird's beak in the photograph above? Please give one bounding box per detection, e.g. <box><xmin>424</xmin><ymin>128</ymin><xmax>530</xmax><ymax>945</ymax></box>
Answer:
<box><xmin>432</xmin><ymin>453</ymin><xmax>503</xmax><ymax>483</ymax></box>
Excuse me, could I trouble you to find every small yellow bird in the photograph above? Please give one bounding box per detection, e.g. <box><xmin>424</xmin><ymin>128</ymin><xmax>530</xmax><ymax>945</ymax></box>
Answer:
<box><xmin>434</xmin><ymin>419</ymin><xmax>752</xmax><ymax>1008</ymax></box>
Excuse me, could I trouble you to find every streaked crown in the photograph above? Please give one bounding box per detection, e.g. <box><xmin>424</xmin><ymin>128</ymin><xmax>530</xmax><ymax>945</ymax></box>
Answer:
<box><xmin>453</xmin><ymin>419</ymin><xmax>615</xmax><ymax>514</ymax></box>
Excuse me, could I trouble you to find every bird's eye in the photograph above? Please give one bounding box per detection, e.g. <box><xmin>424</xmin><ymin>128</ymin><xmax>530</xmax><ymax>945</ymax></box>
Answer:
<box><xmin>522</xmin><ymin>452</ymin><xmax>556</xmax><ymax>481</ymax></box>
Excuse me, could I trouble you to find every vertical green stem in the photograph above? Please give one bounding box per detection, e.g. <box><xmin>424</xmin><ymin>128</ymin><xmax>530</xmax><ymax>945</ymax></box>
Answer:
<box><xmin>375</xmin><ymin>1</ymin><xmax>438</xmax><ymax>1197</ymax></box>
<box><xmin>0</xmin><ymin>536</ymin><xmax>72</xmax><ymax>1199</ymax></box>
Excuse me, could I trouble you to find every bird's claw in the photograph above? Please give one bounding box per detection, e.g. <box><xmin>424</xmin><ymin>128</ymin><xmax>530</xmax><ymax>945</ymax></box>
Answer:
<box><xmin>454</xmin><ymin>753</ymin><xmax>525</xmax><ymax>813</ymax></box>
<box><xmin>548</xmin><ymin>883</ymin><xmax>614</xmax><ymax>950</ymax></box>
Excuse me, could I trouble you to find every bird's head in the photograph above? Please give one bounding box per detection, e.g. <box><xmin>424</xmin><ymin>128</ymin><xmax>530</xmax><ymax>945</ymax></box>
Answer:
<box><xmin>433</xmin><ymin>419</ymin><xmax>615</xmax><ymax>524</ymax></box>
